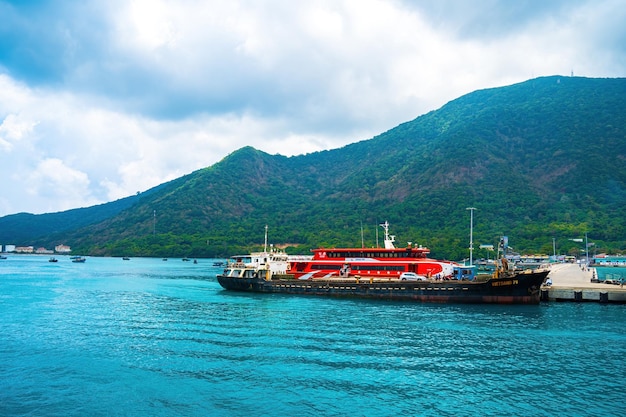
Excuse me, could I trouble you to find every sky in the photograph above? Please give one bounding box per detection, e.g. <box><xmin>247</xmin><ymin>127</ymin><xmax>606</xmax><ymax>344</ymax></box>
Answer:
<box><xmin>1</xmin><ymin>0</ymin><xmax>625</xmax><ymax>216</ymax></box>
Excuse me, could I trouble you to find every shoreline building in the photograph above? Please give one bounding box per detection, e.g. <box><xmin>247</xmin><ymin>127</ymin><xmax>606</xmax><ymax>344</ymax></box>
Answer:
<box><xmin>55</xmin><ymin>244</ymin><xmax>72</xmax><ymax>253</ymax></box>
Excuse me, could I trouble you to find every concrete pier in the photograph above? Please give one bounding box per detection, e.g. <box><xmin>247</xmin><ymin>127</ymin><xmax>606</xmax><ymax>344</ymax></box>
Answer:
<box><xmin>542</xmin><ymin>263</ymin><xmax>626</xmax><ymax>303</ymax></box>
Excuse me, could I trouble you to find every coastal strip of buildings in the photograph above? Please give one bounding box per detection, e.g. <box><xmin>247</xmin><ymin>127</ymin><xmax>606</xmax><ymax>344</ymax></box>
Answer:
<box><xmin>1</xmin><ymin>244</ymin><xmax>72</xmax><ymax>254</ymax></box>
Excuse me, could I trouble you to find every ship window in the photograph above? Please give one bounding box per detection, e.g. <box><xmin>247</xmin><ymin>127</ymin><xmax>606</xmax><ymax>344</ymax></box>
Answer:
<box><xmin>350</xmin><ymin>265</ymin><xmax>406</xmax><ymax>271</ymax></box>
<box><xmin>311</xmin><ymin>264</ymin><xmax>342</xmax><ymax>270</ymax></box>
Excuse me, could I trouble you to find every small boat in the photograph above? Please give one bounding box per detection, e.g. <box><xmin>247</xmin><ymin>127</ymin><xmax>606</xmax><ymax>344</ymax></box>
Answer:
<box><xmin>212</xmin><ymin>261</ymin><xmax>225</xmax><ymax>267</ymax></box>
<box><xmin>122</xmin><ymin>257</ymin><xmax>130</xmax><ymax>260</ymax></box>
<box><xmin>162</xmin><ymin>258</ymin><xmax>168</xmax><ymax>261</ymax></box>
<box><xmin>48</xmin><ymin>257</ymin><xmax>58</xmax><ymax>263</ymax></box>
<box><xmin>0</xmin><ymin>255</ymin><xmax>7</xmax><ymax>260</ymax></box>
<box><xmin>72</xmin><ymin>257</ymin><xmax>86</xmax><ymax>263</ymax></box>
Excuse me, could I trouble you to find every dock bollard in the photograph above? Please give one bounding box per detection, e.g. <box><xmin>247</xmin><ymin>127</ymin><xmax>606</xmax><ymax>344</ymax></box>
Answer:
<box><xmin>540</xmin><ymin>289</ymin><xmax>549</xmax><ymax>301</ymax></box>
<box><xmin>599</xmin><ymin>292</ymin><xmax>609</xmax><ymax>304</ymax></box>
<box><xmin>574</xmin><ymin>291</ymin><xmax>583</xmax><ymax>302</ymax></box>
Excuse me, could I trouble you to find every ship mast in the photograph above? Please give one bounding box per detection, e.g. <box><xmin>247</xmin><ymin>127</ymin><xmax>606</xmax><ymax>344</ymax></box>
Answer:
<box><xmin>360</xmin><ymin>220</ymin><xmax>364</xmax><ymax>248</ymax></box>
<box><xmin>264</xmin><ymin>225</ymin><xmax>268</xmax><ymax>253</ymax></box>
<box><xmin>379</xmin><ymin>221</ymin><xmax>396</xmax><ymax>249</ymax></box>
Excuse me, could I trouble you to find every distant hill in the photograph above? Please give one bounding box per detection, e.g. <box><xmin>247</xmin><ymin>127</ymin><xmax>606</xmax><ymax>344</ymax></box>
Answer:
<box><xmin>0</xmin><ymin>190</ymin><xmax>156</xmax><ymax>244</ymax></box>
<box><xmin>2</xmin><ymin>76</ymin><xmax>625</xmax><ymax>259</ymax></box>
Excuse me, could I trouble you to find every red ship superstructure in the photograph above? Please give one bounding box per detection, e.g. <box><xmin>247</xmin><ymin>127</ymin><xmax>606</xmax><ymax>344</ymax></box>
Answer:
<box><xmin>288</xmin><ymin>221</ymin><xmax>459</xmax><ymax>280</ymax></box>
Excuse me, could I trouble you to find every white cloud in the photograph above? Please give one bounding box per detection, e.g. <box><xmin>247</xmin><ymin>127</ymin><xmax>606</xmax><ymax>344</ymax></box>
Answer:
<box><xmin>24</xmin><ymin>158</ymin><xmax>100</xmax><ymax>212</ymax></box>
<box><xmin>0</xmin><ymin>114</ymin><xmax>38</xmax><ymax>151</ymax></box>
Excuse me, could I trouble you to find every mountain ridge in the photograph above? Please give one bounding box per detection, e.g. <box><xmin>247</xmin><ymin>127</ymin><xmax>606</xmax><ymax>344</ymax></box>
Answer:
<box><xmin>2</xmin><ymin>75</ymin><xmax>625</xmax><ymax>259</ymax></box>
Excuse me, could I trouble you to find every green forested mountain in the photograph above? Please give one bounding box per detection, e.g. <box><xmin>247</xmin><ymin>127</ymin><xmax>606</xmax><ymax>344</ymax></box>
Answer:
<box><xmin>0</xmin><ymin>189</ymin><xmax>160</xmax><ymax>244</ymax></box>
<box><xmin>2</xmin><ymin>76</ymin><xmax>625</xmax><ymax>260</ymax></box>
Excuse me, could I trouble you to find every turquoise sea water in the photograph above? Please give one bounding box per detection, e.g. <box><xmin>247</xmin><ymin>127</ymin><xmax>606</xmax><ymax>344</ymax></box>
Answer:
<box><xmin>1</xmin><ymin>255</ymin><xmax>625</xmax><ymax>417</ymax></box>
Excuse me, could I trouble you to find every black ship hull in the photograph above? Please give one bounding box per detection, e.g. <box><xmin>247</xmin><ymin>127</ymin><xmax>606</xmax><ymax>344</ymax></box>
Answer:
<box><xmin>217</xmin><ymin>270</ymin><xmax>550</xmax><ymax>304</ymax></box>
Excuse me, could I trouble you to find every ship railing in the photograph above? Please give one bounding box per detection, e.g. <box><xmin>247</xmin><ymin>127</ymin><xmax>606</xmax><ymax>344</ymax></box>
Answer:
<box><xmin>288</xmin><ymin>255</ymin><xmax>314</xmax><ymax>261</ymax></box>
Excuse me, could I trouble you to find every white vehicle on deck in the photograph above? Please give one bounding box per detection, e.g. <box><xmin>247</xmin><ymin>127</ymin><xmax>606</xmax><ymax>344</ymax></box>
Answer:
<box><xmin>399</xmin><ymin>272</ymin><xmax>428</xmax><ymax>281</ymax></box>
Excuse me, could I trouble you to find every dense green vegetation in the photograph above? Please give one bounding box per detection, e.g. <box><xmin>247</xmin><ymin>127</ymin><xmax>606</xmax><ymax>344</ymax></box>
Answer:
<box><xmin>2</xmin><ymin>76</ymin><xmax>625</xmax><ymax>259</ymax></box>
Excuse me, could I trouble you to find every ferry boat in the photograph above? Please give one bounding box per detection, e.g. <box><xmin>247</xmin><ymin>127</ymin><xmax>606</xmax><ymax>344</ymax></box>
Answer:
<box><xmin>287</xmin><ymin>222</ymin><xmax>461</xmax><ymax>280</ymax></box>
<box><xmin>216</xmin><ymin>224</ymin><xmax>551</xmax><ymax>304</ymax></box>
<box><xmin>219</xmin><ymin>225</ymin><xmax>292</xmax><ymax>281</ymax></box>
<box><xmin>220</xmin><ymin>250</ymin><xmax>291</xmax><ymax>280</ymax></box>
<box><xmin>217</xmin><ymin>256</ymin><xmax>549</xmax><ymax>304</ymax></box>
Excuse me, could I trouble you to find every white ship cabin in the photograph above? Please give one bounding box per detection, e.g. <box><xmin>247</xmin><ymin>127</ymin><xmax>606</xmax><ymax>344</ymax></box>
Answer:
<box><xmin>224</xmin><ymin>251</ymin><xmax>290</xmax><ymax>278</ymax></box>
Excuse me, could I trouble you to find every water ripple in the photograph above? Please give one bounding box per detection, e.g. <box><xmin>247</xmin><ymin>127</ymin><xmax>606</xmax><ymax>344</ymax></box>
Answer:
<box><xmin>1</xmin><ymin>257</ymin><xmax>625</xmax><ymax>416</ymax></box>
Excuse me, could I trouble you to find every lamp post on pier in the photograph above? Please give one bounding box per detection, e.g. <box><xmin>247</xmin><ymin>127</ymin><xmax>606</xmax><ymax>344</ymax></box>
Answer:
<box><xmin>466</xmin><ymin>207</ymin><xmax>476</xmax><ymax>266</ymax></box>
